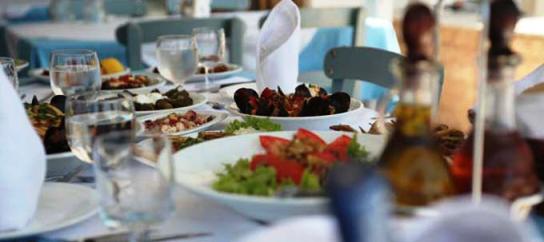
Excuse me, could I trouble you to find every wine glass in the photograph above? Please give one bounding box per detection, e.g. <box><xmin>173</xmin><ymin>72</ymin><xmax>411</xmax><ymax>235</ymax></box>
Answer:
<box><xmin>0</xmin><ymin>57</ymin><xmax>19</xmax><ymax>91</ymax></box>
<box><xmin>92</xmin><ymin>131</ymin><xmax>175</xmax><ymax>242</ymax></box>
<box><xmin>49</xmin><ymin>49</ymin><xmax>101</xmax><ymax>96</ymax></box>
<box><xmin>156</xmin><ymin>35</ymin><xmax>198</xmax><ymax>86</ymax></box>
<box><xmin>193</xmin><ymin>28</ymin><xmax>226</xmax><ymax>92</ymax></box>
<box><xmin>65</xmin><ymin>93</ymin><xmax>135</xmax><ymax>163</ymax></box>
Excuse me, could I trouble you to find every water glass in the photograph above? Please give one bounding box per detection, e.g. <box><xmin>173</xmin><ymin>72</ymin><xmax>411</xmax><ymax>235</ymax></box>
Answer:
<box><xmin>156</xmin><ymin>35</ymin><xmax>198</xmax><ymax>86</ymax></box>
<box><xmin>93</xmin><ymin>131</ymin><xmax>175</xmax><ymax>241</ymax></box>
<box><xmin>65</xmin><ymin>93</ymin><xmax>135</xmax><ymax>163</ymax></box>
<box><xmin>0</xmin><ymin>57</ymin><xmax>19</xmax><ymax>91</ymax></box>
<box><xmin>50</xmin><ymin>49</ymin><xmax>101</xmax><ymax>96</ymax></box>
<box><xmin>193</xmin><ymin>28</ymin><xmax>226</xmax><ymax>91</ymax></box>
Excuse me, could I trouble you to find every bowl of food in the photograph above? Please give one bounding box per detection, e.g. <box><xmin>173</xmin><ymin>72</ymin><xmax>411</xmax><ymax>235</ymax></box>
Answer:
<box><xmin>228</xmin><ymin>84</ymin><xmax>367</xmax><ymax>131</ymax></box>
<box><xmin>121</xmin><ymin>87</ymin><xmax>206</xmax><ymax>116</ymax></box>
<box><xmin>174</xmin><ymin>129</ymin><xmax>386</xmax><ymax>221</ymax></box>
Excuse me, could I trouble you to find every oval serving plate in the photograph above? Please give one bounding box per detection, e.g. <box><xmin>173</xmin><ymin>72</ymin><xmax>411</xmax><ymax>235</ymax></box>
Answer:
<box><xmin>137</xmin><ymin>111</ymin><xmax>228</xmax><ymax>136</ymax></box>
<box><xmin>134</xmin><ymin>92</ymin><xmax>207</xmax><ymax>117</ymax></box>
<box><xmin>227</xmin><ymin>98</ymin><xmax>366</xmax><ymax>131</ymax></box>
<box><xmin>100</xmin><ymin>72</ymin><xmax>167</xmax><ymax>94</ymax></box>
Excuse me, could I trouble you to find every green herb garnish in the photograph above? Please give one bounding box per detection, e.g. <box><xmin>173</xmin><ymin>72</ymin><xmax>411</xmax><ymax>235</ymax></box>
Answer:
<box><xmin>224</xmin><ymin>117</ymin><xmax>282</xmax><ymax>134</ymax></box>
<box><xmin>347</xmin><ymin>135</ymin><xmax>369</xmax><ymax>161</ymax></box>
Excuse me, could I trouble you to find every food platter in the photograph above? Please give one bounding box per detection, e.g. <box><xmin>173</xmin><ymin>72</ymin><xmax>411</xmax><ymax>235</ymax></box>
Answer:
<box><xmin>137</xmin><ymin>110</ymin><xmax>228</xmax><ymax>136</ymax></box>
<box><xmin>100</xmin><ymin>72</ymin><xmax>167</xmax><ymax>94</ymax></box>
<box><xmin>129</xmin><ymin>89</ymin><xmax>208</xmax><ymax>116</ymax></box>
<box><xmin>174</xmin><ymin>131</ymin><xmax>386</xmax><ymax>221</ymax></box>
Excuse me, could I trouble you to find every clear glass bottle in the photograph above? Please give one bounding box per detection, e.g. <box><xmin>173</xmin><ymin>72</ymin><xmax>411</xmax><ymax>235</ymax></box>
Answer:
<box><xmin>378</xmin><ymin>59</ymin><xmax>455</xmax><ymax>207</ymax></box>
<box><xmin>451</xmin><ymin>55</ymin><xmax>540</xmax><ymax>201</ymax></box>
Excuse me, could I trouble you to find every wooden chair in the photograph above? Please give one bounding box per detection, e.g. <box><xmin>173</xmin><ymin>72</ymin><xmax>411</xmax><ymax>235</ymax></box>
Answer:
<box><xmin>259</xmin><ymin>7</ymin><xmax>366</xmax><ymax>46</ymax></box>
<box><xmin>324</xmin><ymin>46</ymin><xmax>444</xmax><ymax>101</ymax></box>
<box><xmin>116</xmin><ymin>17</ymin><xmax>245</xmax><ymax>70</ymax></box>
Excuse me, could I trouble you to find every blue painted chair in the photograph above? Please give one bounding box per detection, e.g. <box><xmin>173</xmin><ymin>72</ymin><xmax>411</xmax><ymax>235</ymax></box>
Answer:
<box><xmin>116</xmin><ymin>17</ymin><xmax>245</xmax><ymax>70</ymax></box>
<box><xmin>324</xmin><ymin>47</ymin><xmax>444</xmax><ymax>107</ymax></box>
<box><xmin>49</xmin><ymin>0</ymin><xmax>147</xmax><ymax>20</ymax></box>
<box><xmin>211</xmin><ymin>0</ymin><xmax>251</xmax><ymax>11</ymax></box>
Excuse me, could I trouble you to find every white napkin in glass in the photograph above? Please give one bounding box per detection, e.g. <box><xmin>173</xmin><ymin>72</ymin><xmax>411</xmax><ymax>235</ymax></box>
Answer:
<box><xmin>0</xmin><ymin>70</ymin><xmax>46</xmax><ymax>231</ymax></box>
<box><xmin>256</xmin><ymin>0</ymin><xmax>301</xmax><ymax>94</ymax></box>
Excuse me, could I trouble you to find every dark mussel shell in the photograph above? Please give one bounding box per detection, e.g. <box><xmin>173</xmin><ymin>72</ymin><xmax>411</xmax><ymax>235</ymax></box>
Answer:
<box><xmin>294</xmin><ymin>84</ymin><xmax>312</xmax><ymax>98</ymax></box>
<box><xmin>31</xmin><ymin>95</ymin><xmax>39</xmax><ymax>105</ymax></box>
<box><xmin>234</xmin><ymin>88</ymin><xmax>259</xmax><ymax>114</ymax></box>
<box><xmin>43</xmin><ymin>123</ymin><xmax>69</xmax><ymax>154</ymax></box>
<box><xmin>299</xmin><ymin>96</ymin><xmax>331</xmax><ymax>116</ymax></box>
<box><xmin>49</xmin><ymin>95</ymin><xmax>67</xmax><ymax>113</ymax></box>
<box><xmin>329</xmin><ymin>92</ymin><xmax>351</xmax><ymax>113</ymax></box>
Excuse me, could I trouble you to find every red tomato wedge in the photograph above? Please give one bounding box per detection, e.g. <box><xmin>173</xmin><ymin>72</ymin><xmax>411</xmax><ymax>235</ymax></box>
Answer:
<box><xmin>325</xmin><ymin>135</ymin><xmax>352</xmax><ymax>161</ymax></box>
<box><xmin>295</xmin><ymin>128</ymin><xmax>326</xmax><ymax>146</ymax></box>
<box><xmin>250</xmin><ymin>154</ymin><xmax>304</xmax><ymax>184</ymax></box>
<box><xmin>259</xmin><ymin>136</ymin><xmax>290</xmax><ymax>156</ymax></box>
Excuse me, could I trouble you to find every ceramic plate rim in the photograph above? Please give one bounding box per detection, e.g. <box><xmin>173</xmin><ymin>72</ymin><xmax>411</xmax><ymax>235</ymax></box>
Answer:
<box><xmin>0</xmin><ymin>182</ymin><xmax>99</xmax><ymax>239</ymax></box>
<box><xmin>188</xmin><ymin>64</ymin><xmax>243</xmax><ymax>81</ymax></box>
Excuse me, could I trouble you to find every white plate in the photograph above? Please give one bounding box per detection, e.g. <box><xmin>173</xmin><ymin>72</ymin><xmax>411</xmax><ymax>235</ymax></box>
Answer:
<box><xmin>147</xmin><ymin>64</ymin><xmax>243</xmax><ymax>83</ymax></box>
<box><xmin>174</xmin><ymin>131</ymin><xmax>386</xmax><ymax>222</ymax></box>
<box><xmin>0</xmin><ymin>182</ymin><xmax>99</xmax><ymax>240</ymax></box>
<box><xmin>134</xmin><ymin>92</ymin><xmax>208</xmax><ymax>117</ymax></box>
<box><xmin>101</xmin><ymin>72</ymin><xmax>167</xmax><ymax>94</ymax></box>
<box><xmin>228</xmin><ymin>98</ymin><xmax>365</xmax><ymax>131</ymax></box>
<box><xmin>188</xmin><ymin>64</ymin><xmax>243</xmax><ymax>82</ymax></box>
<box><xmin>29</xmin><ymin>68</ymin><xmax>50</xmax><ymax>83</ymax></box>
<box><xmin>15</xmin><ymin>59</ymin><xmax>29</xmax><ymax>72</ymax></box>
<box><xmin>138</xmin><ymin>111</ymin><xmax>228</xmax><ymax>136</ymax></box>
<box><xmin>101</xmin><ymin>68</ymin><xmax>131</xmax><ymax>80</ymax></box>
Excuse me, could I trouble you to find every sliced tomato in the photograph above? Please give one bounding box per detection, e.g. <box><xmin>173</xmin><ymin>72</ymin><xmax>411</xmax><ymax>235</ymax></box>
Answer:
<box><xmin>295</xmin><ymin>128</ymin><xmax>326</xmax><ymax>146</ymax></box>
<box><xmin>259</xmin><ymin>136</ymin><xmax>290</xmax><ymax>156</ymax></box>
<box><xmin>249</xmin><ymin>154</ymin><xmax>304</xmax><ymax>184</ymax></box>
<box><xmin>308</xmin><ymin>151</ymin><xmax>337</xmax><ymax>165</ymax></box>
<box><xmin>324</xmin><ymin>135</ymin><xmax>352</xmax><ymax>161</ymax></box>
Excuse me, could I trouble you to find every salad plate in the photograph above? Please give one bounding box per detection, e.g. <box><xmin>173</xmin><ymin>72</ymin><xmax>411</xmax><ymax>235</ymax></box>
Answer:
<box><xmin>174</xmin><ymin>130</ymin><xmax>386</xmax><ymax>221</ymax></box>
<box><xmin>0</xmin><ymin>182</ymin><xmax>98</xmax><ymax>240</ymax></box>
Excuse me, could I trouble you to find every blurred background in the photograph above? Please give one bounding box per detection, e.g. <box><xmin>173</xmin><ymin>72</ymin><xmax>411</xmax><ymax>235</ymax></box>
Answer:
<box><xmin>1</xmin><ymin>0</ymin><xmax>543</xmax><ymax>132</ymax></box>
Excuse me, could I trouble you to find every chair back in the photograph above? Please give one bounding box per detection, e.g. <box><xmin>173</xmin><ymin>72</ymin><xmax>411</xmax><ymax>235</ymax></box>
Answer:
<box><xmin>212</xmin><ymin>0</ymin><xmax>251</xmax><ymax>11</ymax></box>
<box><xmin>116</xmin><ymin>17</ymin><xmax>245</xmax><ymax>70</ymax></box>
<box><xmin>324</xmin><ymin>47</ymin><xmax>444</xmax><ymax>100</ymax></box>
<box><xmin>259</xmin><ymin>7</ymin><xmax>366</xmax><ymax>46</ymax></box>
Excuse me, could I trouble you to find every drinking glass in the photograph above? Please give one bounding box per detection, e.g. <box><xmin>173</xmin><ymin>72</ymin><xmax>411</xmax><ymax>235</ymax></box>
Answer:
<box><xmin>156</xmin><ymin>35</ymin><xmax>198</xmax><ymax>86</ymax></box>
<box><xmin>50</xmin><ymin>49</ymin><xmax>101</xmax><ymax>96</ymax></box>
<box><xmin>93</xmin><ymin>131</ymin><xmax>175</xmax><ymax>242</ymax></box>
<box><xmin>65</xmin><ymin>93</ymin><xmax>135</xmax><ymax>163</ymax></box>
<box><xmin>0</xmin><ymin>57</ymin><xmax>19</xmax><ymax>91</ymax></box>
<box><xmin>193</xmin><ymin>28</ymin><xmax>226</xmax><ymax>91</ymax></box>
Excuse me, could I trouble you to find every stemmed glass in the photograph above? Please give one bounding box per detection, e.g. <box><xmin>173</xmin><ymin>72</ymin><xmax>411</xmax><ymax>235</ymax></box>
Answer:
<box><xmin>192</xmin><ymin>27</ymin><xmax>226</xmax><ymax>92</ymax></box>
<box><xmin>156</xmin><ymin>35</ymin><xmax>198</xmax><ymax>86</ymax></box>
<box><xmin>65</xmin><ymin>93</ymin><xmax>135</xmax><ymax>164</ymax></box>
<box><xmin>50</xmin><ymin>49</ymin><xmax>101</xmax><ymax>96</ymax></box>
<box><xmin>92</xmin><ymin>131</ymin><xmax>175</xmax><ymax>242</ymax></box>
<box><xmin>0</xmin><ymin>57</ymin><xmax>19</xmax><ymax>91</ymax></box>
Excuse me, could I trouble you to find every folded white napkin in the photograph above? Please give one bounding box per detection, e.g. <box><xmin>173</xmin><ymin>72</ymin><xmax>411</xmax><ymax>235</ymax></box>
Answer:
<box><xmin>0</xmin><ymin>70</ymin><xmax>46</xmax><ymax>231</ymax></box>
<box><xmin>256</xmin><ymin>0</ymin><xmax>300</xmax><ymax>94</ymax></box>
